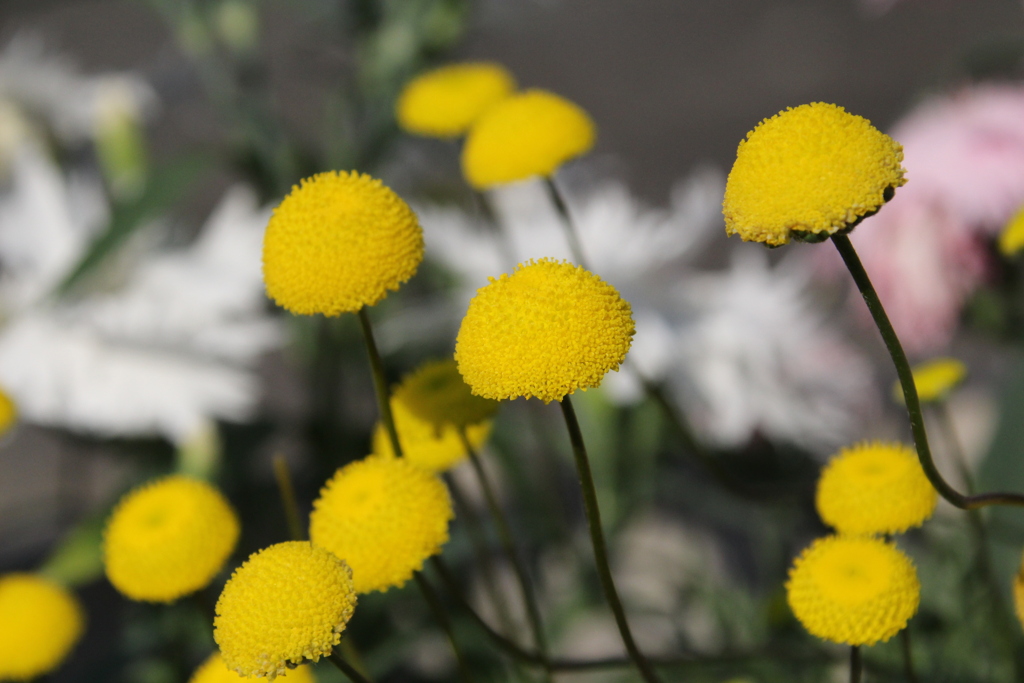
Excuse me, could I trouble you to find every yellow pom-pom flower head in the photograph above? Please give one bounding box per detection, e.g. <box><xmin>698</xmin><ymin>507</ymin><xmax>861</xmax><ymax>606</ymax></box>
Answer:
<box><xmin>397</xmin><ymin>62</ymin><xmax>516</xmax><ymax>138</ymax></box>
<box><xmin>786</xmin><ymin>536</ymin><xmax>920</xmax><ymax>646</ymax></box>
<box><xmin>309</xmin><ymin>455</ymin><xmax>453</xmax><ymax>593</ymax></box>
<box><xmin>455</xmin><ymin>258</ymin><xmax>634</xmax><ymax>403</ymax></box>
<box><xmin>723</xmin><ymin>102</ymin><xmax>906</xmax><ymax>247</ymax></box>
<box><xmin>189</xmin><ymin>652</ymin><xmax>315</xmax><ymax>683</ymax></box>
<box><xmin>394</xmin><ymin>359</ymin><xmax>499</xmax><ymax>430</ymax></box>
<box><xmin>263</xmin><ymin>171</ymin><xmax>423</xmax><ymax>316</ymax></box>
<box><xmin>104</xmin><ymin>475</ymin><xmax>239</xmax><ymax>602</ymax></box>
<box><xmin>816</xmin><ymin>442</ymin><xmax>937</xmax><ymax>535</ymax></box>
<box><xmin>0</xmin><ymin>574</ymin><xmax>84</xmax><ymax>680</ymax></box>
<box><xmin>372</xmin><ymin>397</ymin><xmax>492</xmax><ymax>472</ymax></box>
<box><xmin>893</xmin><ymin>357</ymin><xmax>967</xmax><ymax>404</ymax></box>
<box><xmin>214</xmin><ymin>541</ymin><xmax>357</xmax><ymax>679</ymax></box>
<box><xmin>999</xmin><ymin>205</ymin><xmax>1024</xmax><ymax>257</ymax></box>
<box><xmin>462</xmin><ymin>90</ymin><xmax>596</xmax><ymax>189</ymax></box>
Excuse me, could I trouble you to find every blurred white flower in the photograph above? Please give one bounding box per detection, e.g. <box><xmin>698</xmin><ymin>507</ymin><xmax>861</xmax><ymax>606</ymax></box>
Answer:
<box><xmin>0</xmin><ymin>146</ymin><xmax>281</xmax><ymax>443</ymax></box>
<box><xmin>672</xmin><ymin>248</ymin><xmax>874</xmax><ymax>452</ymax></box>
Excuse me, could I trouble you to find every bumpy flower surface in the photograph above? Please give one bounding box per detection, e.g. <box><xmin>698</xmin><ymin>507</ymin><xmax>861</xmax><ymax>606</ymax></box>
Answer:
<box><xmin>104</xmin><ymin>475</ymin><xmax>239</xmax><ymax>602</ymax></box>
<box><xmin>0</xmin><ymin>574</ymin><xmax>83</xmax><ymax>681</ymax></box>
<box><xmin>394</xmin><ymin>359</ymin><xmax>499</xmax><ymax>429</ymax></box>
<box><xmin>396</xmin><ymin>62</ymin><xmax>515</xmax><ymax>138</ymax></box>
<box><xmin>896</xmin><ymin>357</ymin><xmax>967</xmax><ymax>403</ymax></box>
<box><xmin>372</xmin><ymin>397</ymin><xmax>492</xmax><ymax>472</ymax></box>
<box><xmin>461</xmin><ymin>90</ymin><xmax>596</xmax><ymax>189</ymax></box>
<box><xmin>0</xmin><ymin>387</ymin><xmax>16</xmax><ymax>435</ymax></box>
<box><xmin>1000</xmin><ymin>206</ymin><xmax>1024</xmax><ymax>257</ymax></box>
<box><xmin>309</xmin><ymin>456</ymin><xmax>453</xmax><ymax>593</ymax></box>
<box><xmin>723</xmin><ymin>102</ymin><xmax>906</xmax><ymax>246</ymax></box>
<box><xmin>455</xmin><ymin>258</ymin><xmax>634</xmax><ymax>403</ymax></box>
<box><xmin>786</xmin><ymin>536</ymin><xmax>919</xmax><ymax>646</ymax></box>
<box><xmin>816</xmin><ymin>442</ymin><xmax>937</xmax><ymax>535</ymax></box>
<box><xmin>214</xmin><ymin>542</ymin><xmax>356</xmax><ymax>679</ymax></box>
<box><xmin>262</xmin><ymin>172</ymin><xmax>423</xmax><ymax>315</ymax></box>
<box><xmin>189</xmin><ymin>652</ymin><xmax>315</xmax><ymax>683</ymax></box>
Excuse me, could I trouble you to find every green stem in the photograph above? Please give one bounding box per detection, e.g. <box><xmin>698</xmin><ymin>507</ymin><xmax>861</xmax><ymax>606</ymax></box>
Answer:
<box><xmin>414</xmin><ymin>571</ymin><xmax>475</xmax><ymax>683</ymax></box>
<box><xmin>850</xmin><ymin>646</ymin><xmax>861</xmax><ymax>683</ymax></box>
<box><xmin>329</xmin><ymin>650</ymin><xmax>375</xmax><ymax>683</ymax></box>
<box><xmin>457</xmin><ymin>428</ymin><xmax>553</xmax><ymax>680</ymax></box>
<box><xmin>832</xmin><ymin>234</ymin><xmax>1024</xmax><ymax>509</ymax></box>
<box><xmin>544</xmin><ymin>176</ymin><xmax>588</xmax><ymax>269</ymax></box>
<box><xmin>901</xmin><ymin>628</ymin><xmax>918</xmax><ymax>683</ymax></box>
<box><xmin>272</xmin><ymin>454</ymin><xmax>304</xmax><ymax>541</ymax></box>
<box><xmin>357</xmin><ymin>308</ymin><xmax>402</xmax><ymax>459</ymax></box>
<box><xmin>338</xmin><ymin>638</ymin><xmax>373</xmax><ymax>683</ymax></box>
<box><xmin>558</xmin><ymin>396</ymin><xmax>664</xmax><ymax>683</ymax></box>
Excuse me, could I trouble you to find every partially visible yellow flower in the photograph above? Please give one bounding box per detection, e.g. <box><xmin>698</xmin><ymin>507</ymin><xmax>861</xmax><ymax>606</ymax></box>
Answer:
<box><xmin>104</xmin><ymin>475</ymin><xmax>239</xmax><ymax>602</ymax></box>
<box><xmin>0</xmin><ymin>386</ymin><xmax>16</xmax><ymax>435</ymax></box>
<box><xmin>262</xmin><ymin>171</ymin><xmax>423</xmax><ymax>316</ymax></box>
<box><xmin>999</xmin><ymin>205</ymin><xmax>1024</xmax><ymax>257</ymax></box>
<box><xmin>397</xmin><ymin>62</ymin><xmax>516</xmax><ymax>138</ymax></box>
<box><xmin>372</xmin><ymin>397</ymin><xmax>492</xmax><ymax>472</ymax></box>
<box><xmin>309</xmin><ymin>455</ymin><xmax>452</xmax><ymax>593</ymax></box>
<box><xmin>189</xmin><ymin>652</ymin><xmax>315</xmax><ymax>683</ymax></box>
<box><xmin>0</xmin><ymin>574</ymin><xmax>84</xmax><ymax>680</ymax></box>
<box><xmin>455</xmin><ymin>258</ymin><xmax>634</xmax><ymax>403</ymax></box>
<box><xmin>1014</xmin><ymin>562</ymin><xmax>1024</xmax><ymax>632</ymax></box>
<box><xmin>893</xmin><ymin>357</ymin><xmax>967</xmax><ymax>404</ymax></box>
<box><xmin>786</xmin><ymin>536</ymin><xmax>919</xmax><ymax>646</ymax></box>
<box><xmin>816</xmin><ymin>442</ymin><xmax>937</xmax><ymax>535</ymax></box>
<box><xmin>214</xmin><ymin>542</ymin><xmax>356</xmax><ymax>679</ymax></box>
<box><xmin>393</xmin><ymin>359</ymin><xmax>499</xmax><ymax>430</ymax></box>
<box><xmin>461</xmin><ymin>90</ymin><xmax>596</xmax><ymax>189</ymax></box>
<box><xmin>723</xmin><ymin>102</ymin><xmax>906</xmax><ymax>247</ymax></box>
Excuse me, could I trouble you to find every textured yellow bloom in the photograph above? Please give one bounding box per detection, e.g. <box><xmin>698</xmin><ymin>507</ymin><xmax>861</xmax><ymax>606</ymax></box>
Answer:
<box><xmin>214</xmin><ymin>542</ymin><xmax>356</xmax><ymax>679</ymax></box>
<box><xmin>309</xmin><ymin>456</ymin><xmax>453</xmax><ymax>593</ymax></box>
<box><xmin>462</xmin><ymin>90</ymin><xmax>596</xmax><ymax>189</ymax></box>
<box><xmin>723</xmin><ymin>102</ymin><xmax>906</xmax><ymax>247</ymax></box>
<box><xmin>893</xmin><ymin>357</ymin><xmax>967</xmax><ymax>404</ymax></box>
<box><xmin>999</xmin><ymin>205</ymin><xmax>1024</xmax><ymax>257</ymax></box>
<box><xmin>263</xmin><ymin>171</ymin><xmax>423</xmax><ymax>316</ymax></box>
<box><xmin>104</xmin><ymin>475</ymin><xmax>239</xmax><ymax>602</ymax></box>
<box><xmin>372</xmin><ymin>398</ymin><xmax>491</xmax><ymax>472</ymax></box>
<box><xmin>189</xmin><ymin>652</ymin><xmax>315</xmax><ymax>683</ymax></box>
<box><xmin>455</xmin><ymin>258</ymin><xmax>634</xmax><ymax>403</ymax></box>
<box><xmin>397</xmin><ymin>62</ymin><xmax>516</xmax><ymax>138</ymax></box>
<box><xmin>0</xmin><ymin>386</ymin><xmax>16</xmax><ymax>435</ymax></box>
<box><xmin>0</xmin><ymin>574</ymin><xmax>84</xmax><ymax>680</ymax></box>
<box><xmin>786</xmin><ymin>536</ymin><xmax>919</xmax><ymax>646</ymax></box>
<box><xmin>394</xmin><ymin>359</ymin><xmax>499</xmax><ymax>429</ymax></box>
<box><xmin>816</xmin><ymin>442</ymin><xmax>937</xmax><ymax>535</ymax></box>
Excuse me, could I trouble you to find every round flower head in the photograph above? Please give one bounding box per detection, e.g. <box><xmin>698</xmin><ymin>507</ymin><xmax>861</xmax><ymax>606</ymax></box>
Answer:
<box><xmin>214</xmin><ymin>541</ymin><xmax>356</xmax><ymax>679</ymax></box>
<box><xmin>394</xmin><ymin>359</ymin><xmax>500</xmax><ymax>429</ymax></box>
<box><xmin>892</xmin><ymin>357</ymin><xmax>967</xmax><ymax>404</ymax></box>
<box><xmin>396</xmin><ymin>62</ymin><xmax>516</xmax><ymax>138</ymax></box>
<box><xmin>104</xmin><ymin>475</ymin><xmax>240</xmax><ymax>602</ymax></box>
<box><xmin>262</xmin><ymin>171</ymin><xmax>423</xmax><ymax>316</ymax></box>
<box><xmin>309</xmin><ymin>455</ymin><xmax>453</xmax><ymax>593</ymax></box>
<box><xmin>372</xmin><ymin>397</ymin><xmax>492</xmax><ymax>472</ymax></box>
<box><xmin>0</xmin><ymin>386</ymin><xmax>16</xmax><ymax>435</ymax></box>
<box><xmin>461</xmin><ymin>89</ymin><xmax>596</xmax><ymax>189</ymax></box>
<box><xmin>189</xmin><ymin>652</ymin><xmax>315</xmax><ymax>683</ymax></box>
<box><xmin>0</xmin><ymin>574</ymin><xmax>84</xmax><ymax>680</ymax></box>
<box><xmin>816</xmin><ymin>442</ymin><xmax>937</xmax><ymax>535</ymax></box>
<box><xmin>723</xmin><ymin>102</ymin><xmax>906</xmax><ymax>246</ymax></box>
<box><xmin>455</xmin><ymin>258</ymin><xmax>634</xmax><ymax>403</ymax></box>
<box><xmin>786</xmin><ymin>535</ymin><xmax>920</xmax><ymax>646</ymax></box>
<box><xmin>999</xmin><ymin>205</ymin><xmax>1024</xmax><ymax>257</ymax></box>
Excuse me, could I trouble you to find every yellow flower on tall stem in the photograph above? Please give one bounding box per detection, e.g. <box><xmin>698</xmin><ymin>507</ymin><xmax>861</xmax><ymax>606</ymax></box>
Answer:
<box><xmin>0</xmin><ymin>574</ymin><xmax>84</xmax><ymax>681</ymax></box>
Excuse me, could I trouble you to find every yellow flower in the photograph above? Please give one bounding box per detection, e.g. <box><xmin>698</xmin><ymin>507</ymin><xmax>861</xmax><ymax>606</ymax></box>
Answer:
<box><xmin>104</xmin><ymin>475</ymin><xmax>239</xmax><ymax>602</ymax></box>
<box><xmin>723</xmin><ymin>102</ymin><xmax>906</xmax><ymax>247</ymax></box>
<box><xmin>309</xmin><ymin>455</ymin><xmax>453</xmax><ymax>593</ymax></box>
<box><xmin>1015</xmin><ymin>561</ymin><xmax>1024</xmax><ymax>632</ymax></box>
<box><xmin>396</xmin><ymin>62</ymin><xmax>516</xmax><ymax>138</ymax></box>
<box><xmin>786</xmin><ymin>536</ymin><xmax>919</xmax><ymax>646</ymax></box>
<box><xmin>893</xmin><ymin>357</ymin><xmax>967</xmax><ymax>404</ymax></box>
<box><xmin>214</xmin><ymin>542</ymin><xmax>356</xmax><ymax>679</ymax></box>
<box><xmin>0</xmin><ymin>574</ymin><xmax>84</xmax><ymax>681</ymax></box>
<box><xmin>189</xmin><ymin>652</ymin><xmax>315</xmax><ymax>683</ymax></box>
<box><xmin>455</xmin><ymin>258</ymin><xmax>634</xmax><ymax>403</ymax></box>
<box><xmin>0</xmin><ymin>386</ymin><xmax>16</xmax><ymax>435</ymax></box>
<box><xmin>999</xmin><ymin>205</ymin><xmax>1024</xmax><ymax>257</ymax></box>
<box><xmin>461</xmin><ymin>90</ymin><xmax>596</xmax><ymax>189</ymax></box>
<box><xmin>373</xmin><ymin>398</ymin><xmax>492</xmax><ymax>472</ymax></box>
<box><xmin>262</xmin><ymin>171</ymin><xmax>423</xmax><ymax>316</ymax></box>
<box><xmin>393</xmin><ymin>359</ymin><xmax>499</xmax><ymax>429</ymax></box>
<box><xmin>816</xmin><ymin>442</ymin><xmax>937</xmax><ymax>535</ymax></box>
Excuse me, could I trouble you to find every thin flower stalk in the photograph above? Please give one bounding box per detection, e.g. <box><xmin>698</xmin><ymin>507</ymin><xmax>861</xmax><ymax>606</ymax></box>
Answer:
<box><xmin>544</xmin><ymin>176</ymin><xmax>588</xmax><ymax>268</ymax></box>
<box><xmin>272</xmin><ymin>454</ymin><xmax>304</xmax><ymax>541</ymax></box>
<box><xmin>357</xmin><ymin>308</ymin><xmax>403</xmax><ymax>459</ymax></box>
<box><xmin>329</xmin><ymin>649</ymin><xmax>375</xmax><ymax>683</ymax></box>
<box><xmin>413</xmin><ymin>571</ymin><xmax>475</xmax><ymax>683</ymax></box>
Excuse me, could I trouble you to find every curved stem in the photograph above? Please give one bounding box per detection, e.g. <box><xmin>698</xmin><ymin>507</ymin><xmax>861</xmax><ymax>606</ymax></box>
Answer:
<box><xmin>329</xmin><ymin>650</ymin><xmax>375</xmax><ymax>683</ymax></box>
<box><xmin>832</xmin><ymin>234</ymin><xmax>1024</xmax><ymax>510</ymax></box>
<box><xmin>457</xmin><ymin>428</ymin><xmax>552</xmax><ymax>680</ymax></box>
<box><xmin>414</xmin><ymin>571</ymin><xmax>475</xmax><ymax>683</ymax></box>
<box><xmin>357</xmin><ymin>308</ymin><xmax>402</xmax><ymax>459</ymax></box>
<box><xmin>544</xmin><ymin>176</ymin><xmax>589</xmax><ymax>269</ymax></box>
<box><xmin>559</xmin><ymin>396</ymin><xmax>665</xmax><ymax>683</ymax></box>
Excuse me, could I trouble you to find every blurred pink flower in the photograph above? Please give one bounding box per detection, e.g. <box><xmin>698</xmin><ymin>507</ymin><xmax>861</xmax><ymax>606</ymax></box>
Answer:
<box><xmin>826</xmin><ymin>84</ymin><xmax>1024</xmax><ymax>353</ymax></box>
